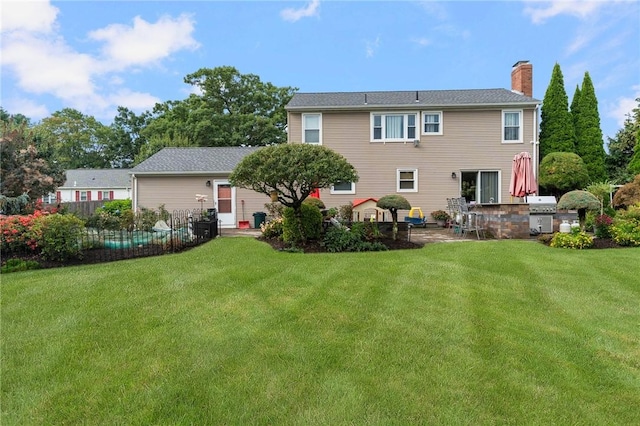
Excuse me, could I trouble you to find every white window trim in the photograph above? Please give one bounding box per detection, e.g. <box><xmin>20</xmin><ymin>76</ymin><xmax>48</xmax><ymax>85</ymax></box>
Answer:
<box><xmin>330</xmin><ymin>182</ymin><xmax>356</xmax><ymax>195</ymax></box>
<box><xmin>422</xmin><ymin>111</ymin><xmax>443</xmax><ymax>135</ymax></box>
<box><xmin>397</xmin><ymin>168</ymin><xmax>418</xmax><ymax>193</ymax></box>
<box><xmin>371</xmin><ymin>112</ymin><xmax>418</xmax><ymax>143</ymax></box>
<box><xmin>502</xmin><ymin>109</ymin><xmax>523</xmax><ymax>144</ymax></box>
<box><xmin>302</xmin><ymin>113</ymin><xmax>322</xmax><ymax>145</ymax></box>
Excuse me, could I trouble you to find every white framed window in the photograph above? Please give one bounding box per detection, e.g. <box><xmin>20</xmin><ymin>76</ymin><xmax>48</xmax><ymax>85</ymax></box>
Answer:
<box><xmin>101</xmin><ymin>191</ymin><xmax>111</xmax><ymax>200</ymax></box>
<box><xmin>330</xmin><ymin>181</ymin><xmax>356</xmax><ymax>195</ymax></box>
<box><xmin>422</xmin><ymin>111</ymin><xmax>443</xmax><ymax>135</ymax></box>
<box><xmin>371</xmin><ymin>112</ymin><xmax>417</xmax><ymax>142</ymax></box>
<box><xmin>397</xmin><ymin>169</ymin><xmax>418</xmax><ymax>192</ymax></box>
<box><xmin>302</xmin><ymin>113</ymin><xmax>322</xmax><ymax>144</ymax></box>
<box><xmin>80</xmin><ymin>191</ymin><xmax>89</xmax><ymax>201</ymax></box>
<box><xmin>461</xmin><ymin>170</ymin><xmax>501</xmax><ymax>203</ymax></box>
<box><xmin>502</xmin><ymin>110</ymin><xmax>522</xmax><ymax>143</ymax></box>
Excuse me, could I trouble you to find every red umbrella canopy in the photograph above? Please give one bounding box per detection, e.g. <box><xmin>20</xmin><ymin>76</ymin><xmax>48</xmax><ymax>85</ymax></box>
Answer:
<box><xmin>509</xmin><ymin>152</ymin><xmax>537</xmax><ymax>197</ymax></box>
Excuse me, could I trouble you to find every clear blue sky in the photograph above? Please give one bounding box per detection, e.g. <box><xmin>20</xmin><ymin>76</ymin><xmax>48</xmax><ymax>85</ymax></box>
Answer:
<box><xmin>1</xmin><ymin>0</ymin><xmax>638</xmax><ymax>143</ymax></box>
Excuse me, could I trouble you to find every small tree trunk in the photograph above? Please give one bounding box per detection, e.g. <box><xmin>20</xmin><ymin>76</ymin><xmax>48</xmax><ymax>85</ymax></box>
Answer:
<box><xmin>390</xmin><ymin>209</ymin><xmax>398</xmax><ymax>240</ymax></box>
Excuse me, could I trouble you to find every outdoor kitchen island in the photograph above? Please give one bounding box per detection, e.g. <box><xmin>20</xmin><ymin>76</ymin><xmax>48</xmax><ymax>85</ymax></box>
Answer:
<box><xmin>470</xmin><ymin>201</ymin><xmax>578</xmax><ymax>239</ymax></box>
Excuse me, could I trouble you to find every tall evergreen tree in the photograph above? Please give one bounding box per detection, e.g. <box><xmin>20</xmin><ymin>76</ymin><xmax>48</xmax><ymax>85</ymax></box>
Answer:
<box><xmin>570</xmin><ymin>85</ymin><xmax>581</xmax><ymax>131</ymax></box>
<box><xmin>606</xmin><ymin>98</ymin><xmax>639</xmax><ymax>183</ymax></box>
<box><xmin>575</xmin><ymin>72</ymin><xmax>606</xmax><ymax>182</ymax></box>
<box><xmin>539</xmin><ymin>63</ymin><xmax>575</xmax><ymax>159</ymax></box>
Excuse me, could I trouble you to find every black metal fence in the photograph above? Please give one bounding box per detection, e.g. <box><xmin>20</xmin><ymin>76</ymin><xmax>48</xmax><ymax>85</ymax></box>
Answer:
<box><xmin>2</xmin><ymin>209</ymin><xmax>221</xmax><ymax>268</ymax></box>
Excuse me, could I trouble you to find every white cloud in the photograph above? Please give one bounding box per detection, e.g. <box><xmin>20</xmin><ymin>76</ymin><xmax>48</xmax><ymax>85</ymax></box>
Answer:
<box><xmin>0</xmin><ymin>1</ymin><xmax>199</xmax><ymax>121</ymax></box>
<box><xmin>411</xmin><ymin>37</ymin><xmax>433</xmax><ymax>47</ymax></box>
<box><xmin>89</xmin><ymin>14</ymin><xmax>199</xmax><ymax>70</ymax></box>
<box><xmin>417</xmin><ymin>1</ymin><xmax>448</xmax><ymax>21</ymax></box>
<box><xmin>607</xmin><ymin>85</ymin><xmax>640</xmax><ymax>128</ymax></box>
<box><xmin>365</xmin><ymin>36</ymin><xmax>381</xmax><ymax>58</ymax></box>
<box><xmin>523</xmin><ymin>0</ymin><xmax>605</xmax><ymax>24</ymax></box>
<box><xmin>0</xmin><ymin>0</ymin><xmax>59</xmax><ymax>34</ymax></box>
<box><xmin>1</xmin><ymin>32</ymin><xmax>97</xmax><ymax>99</ymax></box>
<box><xmin>280</xmin><ymin>0</ymin><xmax>320</xmax><ymax>22</ymax></box>
<box><xmin>2</xmin><ymin>97</ymin><xmax>50</xmax><ymax>121</ymax></box>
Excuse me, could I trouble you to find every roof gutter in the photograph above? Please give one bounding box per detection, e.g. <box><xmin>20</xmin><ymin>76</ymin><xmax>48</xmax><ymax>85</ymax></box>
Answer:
<box><xmin>286</xmin><ymin>101</ymin><xmax>541</xmax><ymax>112</ymax></box>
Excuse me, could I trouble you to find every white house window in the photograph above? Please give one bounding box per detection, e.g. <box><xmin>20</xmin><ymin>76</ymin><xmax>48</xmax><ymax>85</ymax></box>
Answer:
<box><xmin>397</xmin><ymin>169</ymin><xmax>418</xmax><ymax>192</ymax></box>
<box><xmin>422</xmin><ymin>112</ymin><xmax>442</xmax><ymax>135</ymax></box>
<box><xmin>80</xmin><ymin>191</ymin><xmax>89</xmax><ymax>201</ymax></box>
<box><xmin>303</xmin><ymin>113</ymin><xmax>321</xmax><ymax>144</ymax></box>
<box><xmin>101</xmin><ymin>191</ymin><xmax>111</xmax><ymax>200</ymax></box>
<box><xmin>502</xmin><ymin>110</ymin><xmax>522</xmax><ymax>143</ymax></box>
<box><xmin>461</xmin><ymin>170</ymin><xmax>500</xmax><ymax>203</ymax></box>
<box><xmin>372</xmin><ymin>113</ymin><xmax>417</xmax><ymax>142</ymax></box>
<box><xmin>330</xmin><ymin>181</ymin><xmax>356</xmax><ymax>194</ymax></box>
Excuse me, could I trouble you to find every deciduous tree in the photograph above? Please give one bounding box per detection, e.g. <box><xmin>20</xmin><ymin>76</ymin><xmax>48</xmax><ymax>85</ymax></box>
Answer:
<box><xmin>229</xmin><ymin>144</ymin><xmax>358</xmax><ymax>242</ymax></box>
<box><xmin>538</xmin><ymin>152</ymin><xmax>590</xmax><ymax>199</ymax></box>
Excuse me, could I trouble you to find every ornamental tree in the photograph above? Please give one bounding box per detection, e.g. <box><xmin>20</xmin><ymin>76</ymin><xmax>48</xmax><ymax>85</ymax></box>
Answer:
<box><xmin>538</xmin><ymin>152</ymin><xmax>590</xmax><ymax>199</ymax></box>
<box><xmin>229</xmin><ymin>144</ymin><xmax>358</xmax><ymax>242</ymax></box>
<box><xmin>376</xmin><ymin>194</ymin><xmax>411</xmax><ymax>240</ymax></box>
<box><xmin>612</xmin><ymin>174</ymin><xmax>640</xmax><ymax>208</ymax></box>
<box><xmin>557</xmin><ymin>190</ymin><xmax>600</xmax><ymax>228</ymax></box>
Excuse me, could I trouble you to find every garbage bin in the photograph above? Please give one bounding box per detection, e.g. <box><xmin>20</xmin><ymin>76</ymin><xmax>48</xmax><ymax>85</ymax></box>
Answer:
<box><xmin>253</xmin><ymin>212</ymin><xmax>267</xmax><ymax>228</ymax></box>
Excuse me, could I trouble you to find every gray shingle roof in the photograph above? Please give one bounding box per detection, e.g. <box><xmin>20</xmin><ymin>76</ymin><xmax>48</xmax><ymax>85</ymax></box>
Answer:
<box><xmin>131</xmin><ymin>147</ymin><xmax>261</xmax><ymax>174</ymax></box>
<box><xmin>286</xmin><ymin>89</ymin><xmax>539</xmax><ymax>110</ymax></box>
<box><xmin>60</xmin><ymin>169</ymin><xmax>131</xmax><ymax>189</ymax></box>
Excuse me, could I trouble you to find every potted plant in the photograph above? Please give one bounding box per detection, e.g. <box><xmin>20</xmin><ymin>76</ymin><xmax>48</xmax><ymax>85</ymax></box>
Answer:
<box><xmin>431</xmin><ymin>210</ymin><xmax>450</xmax><ymax>227</ymax></box>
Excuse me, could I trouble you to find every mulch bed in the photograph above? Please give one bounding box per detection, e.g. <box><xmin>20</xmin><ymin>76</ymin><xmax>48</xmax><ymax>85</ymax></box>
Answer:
<box><xmin>258</xmin><ymin>236</ymin><xmax>425</xmax><ymax>253</ymax></box>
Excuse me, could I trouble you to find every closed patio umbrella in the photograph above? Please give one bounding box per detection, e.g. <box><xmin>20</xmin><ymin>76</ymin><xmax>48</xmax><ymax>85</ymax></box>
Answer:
<box><xmin>509</xmin><ymin>152</ymin><xmax>537</xmax><ymax>198</ymax></box>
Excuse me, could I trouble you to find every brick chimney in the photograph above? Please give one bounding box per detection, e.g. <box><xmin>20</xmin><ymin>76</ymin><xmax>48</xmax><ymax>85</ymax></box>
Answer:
<box><xmin>511</xmin><ymin>60</ymin><xmax>533</xmax><ymax>97</ymax></box>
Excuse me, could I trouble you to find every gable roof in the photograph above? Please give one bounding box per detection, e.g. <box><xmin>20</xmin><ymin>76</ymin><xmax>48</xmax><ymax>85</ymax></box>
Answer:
<box><xmin>60</xmin><ymin>169</ymin><xmax>131</xmax><ymax>189</ymax></box>
<box><xmin>131</xmin><ymin>147</ymin><xmax>261</xmax><ymax>175</ymax></box>
<box><xmin>286</xmin><ymin>89</ymin><xmax>540</xmax><ymax>111</ymax></box>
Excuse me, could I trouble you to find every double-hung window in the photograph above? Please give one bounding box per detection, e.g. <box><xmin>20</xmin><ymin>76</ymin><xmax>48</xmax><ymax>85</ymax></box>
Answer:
<box><xmin>422</xmin><ymin>111</ymin><xmax>442</xmax><ymax>135</ymax></box>
<box><xmin>397</xmin><ymin>169</ymin><xmax>418</xmax><ymax>192</ymax></box>
<box><xmin>372</xmin><ymin>113</ymin><xmax>417</xmax><ymax>142</ymax></box>
<box><xmin>502</xmin><ymin>110</ymin><xmax>522</xmax><ymax>143</ymax></box>
<box><xmin>303</xmin><ymin>113</ymin><xmax>321</xmax><ymax>144</ymax></box>
<box><xmin>330</xmin><ymin>181</ymin><xmax>356</xmax><ymax>195</ymax></box>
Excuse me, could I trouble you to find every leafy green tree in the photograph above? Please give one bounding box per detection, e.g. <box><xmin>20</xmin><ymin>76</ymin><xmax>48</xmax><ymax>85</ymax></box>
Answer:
<box><xmin>142</xmin><ymin>66</ymin><xmax>297</xmax><ymax>149</ymax></box>
<box><xmin>376</xmin><ymin>194</ymin><xmax>411</xmax><ymax>240</ymax></box>
<box><xmin>133</xmin><ymin>133</ymin><xmax>193</xmax><ymax>165</ymax></box>
<box><xmin>229</xmin><ymin>144</ymin><xmax>358</xmax><ymax>242</ymax></box>
<box><xmin>606</xmin><ymin>99</ymin><xmax>639</xmax><ymax>183</ymax></box>
<box><xmin>107</xmin><ymin>107</ymin><xmax>150</xmax><ymax>168</ymax></box>
<box><xmin>557</xmin><ymin>190</ymin><xmax>600</xmax><ymax>228</ymax></box>
<box><xmin>539</xmin><ymin>63</ymin><xmax>575</xmax><ymax>159</ymax></box>
<box><xmin>574</xmin><ymin>72</ymin><xmax>606</xmax><ymax>182</ymax></box>
<box><xmin>1</xmin><ymin>120</ymin><xmax>65</xmax><ymax>199</ymax></box>
<box><xmin>35</xmin><ymin>108</ymin><xmax>112</xmax><ymax>169</ymax></box>
<box><xmin>538</xmin><ymin>152</ymin><xmax>590</xmax><ymax>199</ymax></box>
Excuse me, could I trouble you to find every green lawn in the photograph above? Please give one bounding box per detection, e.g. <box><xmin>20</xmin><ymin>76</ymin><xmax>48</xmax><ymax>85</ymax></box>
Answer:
<box><xmin>2</xmin><ymin>238</ymin><xmax>639</xmax><ymax>425</ymax></box>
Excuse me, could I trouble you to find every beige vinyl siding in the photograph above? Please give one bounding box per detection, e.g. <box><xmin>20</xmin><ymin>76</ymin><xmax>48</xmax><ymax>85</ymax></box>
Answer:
<box><xmin>134</xmin><ymin>175</ymin><xmax>268</xmax><ymax>227</ymax></box>
<box><xmin>288</xmin><ymin>108</ymin><xmax>536</xmax><ymax>216</ymax></box>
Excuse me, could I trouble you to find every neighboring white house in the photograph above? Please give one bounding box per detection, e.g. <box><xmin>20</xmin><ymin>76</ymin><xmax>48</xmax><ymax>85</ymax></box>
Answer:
<box><xmin>47</xmin><ymin>169</ymin><xmax>132</xmax><ymax>203</ymax></box>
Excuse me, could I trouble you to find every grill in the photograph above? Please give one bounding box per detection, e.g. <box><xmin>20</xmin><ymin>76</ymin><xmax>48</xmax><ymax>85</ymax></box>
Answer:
<box><xmin>526</xmin><ymin>196</ymin><xmax>557</xmax><ymax>234</ymax></box>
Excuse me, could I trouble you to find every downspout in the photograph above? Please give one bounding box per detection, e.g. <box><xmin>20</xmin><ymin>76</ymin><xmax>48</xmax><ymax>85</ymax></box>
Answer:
<box><xmin>132</xmin><ymin>174</ymin><xmax>137</xmax><ymax>212</ymax></box>
<box><xmin>531</xmin><ymin>105</ymin><xmax>539</xmax><ymax>194</ymax></box>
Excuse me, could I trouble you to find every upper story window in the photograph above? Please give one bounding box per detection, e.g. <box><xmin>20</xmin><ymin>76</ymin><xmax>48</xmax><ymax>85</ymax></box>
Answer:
<box><xmin>303</xmin><ymin>113</ymin><xmax>321</xmax><ymax>144</ymax></box>
<box><xmin>397</xmin><ymin>169</ymin><xmax>418</xmax><ymax>192</ymax></box>
<box><xmin>422</xmin><ymin>112</ymin><xmax>442</xmax><ymax>135</ymax></box>
<box><xmin>330</xmin><ymin>181</ymin><xmax>356</xmax><ymax>195</ymax></box>
<box><xmin>372</xmin><ymin>113</ymin><xmax>417</xmax><ymax>142</ymax></box>
<box><xmin>502</xmin><ymin>110</ymin><xmax>523</xmax><ymax>143</ymax></box>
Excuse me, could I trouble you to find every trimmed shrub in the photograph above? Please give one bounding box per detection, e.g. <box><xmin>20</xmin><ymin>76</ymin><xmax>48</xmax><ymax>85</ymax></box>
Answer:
<box><xmin>1</xmin><ymin>258</ymin><xmax>41</xmax><ymax>273</ymax></box>
<box><xmin>322</xmin><ymin>225</ymin><xmax>387</xmax><ymax>253</ymax></box>
<box><xmin>282</xmin><ymin>204</ymin><xmax>323</xmax><ymax>243</ymax></box>
<box><xmin>35</xmin><ymin>214</ymin><xmax>85</xmax><ymax>261</ymax></box>
<box><xmin>303</xmin><ymin>197</ymin><xmax>326</xmax><ymax>210</ymax></box>
<box><xmin>261</xmin><ymin>217</ymin><xmax>284</xmax><ymax>239</ymax></box>
<box><xmin>550</xmin><ymin>228</ymin><xmax>594</xmax><ymax>249</ymax></box>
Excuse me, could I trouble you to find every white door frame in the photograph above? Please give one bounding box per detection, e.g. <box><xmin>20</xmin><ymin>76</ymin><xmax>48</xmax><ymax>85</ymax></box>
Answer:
<box><xmin>213</xmin><ymin>180</ymin><xmax>236</xmax><ymax>228</ymax></box>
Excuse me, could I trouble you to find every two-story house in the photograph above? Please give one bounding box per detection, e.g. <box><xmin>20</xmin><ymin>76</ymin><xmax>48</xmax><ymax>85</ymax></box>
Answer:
<box><xmin>285</xmin><ymin>61</ymin><xmax>540</xmax><ymax>217</ymax></box>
